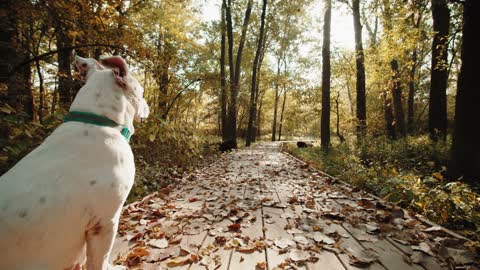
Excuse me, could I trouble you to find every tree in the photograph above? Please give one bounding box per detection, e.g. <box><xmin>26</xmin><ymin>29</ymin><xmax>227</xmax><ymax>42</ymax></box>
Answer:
<box><xmin>429</xmin><ymin>0</ymin><xmax>450</xmax><ymax>140</ymax></box>
<box><xmin>321</xmin><ymin>0</ymin><xmax>331</xmax><ymax>150</ymax></box>
<box><xmin>246</xmin><ymin>0</ymin><xmax>267</xmax><ymax>146</ymax></box>
<box><xmin>449</xmin><ymin>0</ymin><xmax>480</xmax><ymax>182</ymax></box>
<box><xmin>390</xmin><ymin>59</ymin><xmax>406</xmax><ymax>137</ymax></box>
<box><xmin>220</xmin><ymin>1</ymin><xmax>228</xmax><ymax>140</ymax></box>
<box><xmin>352</xmin><ymin>0</ymin><xmax>367</xmax><ymax>140</ymax></box>
<box><xmin>224</xmin><ymin>0</ymin><xmax>254</xmax><ymax>147</ymax></box>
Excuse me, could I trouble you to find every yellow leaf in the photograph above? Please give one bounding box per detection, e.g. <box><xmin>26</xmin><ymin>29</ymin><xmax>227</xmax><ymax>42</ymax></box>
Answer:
<box><xmin>433</xmin><ymin>172</ymin><xmax>443</xmax><ymax>180</ymax></box>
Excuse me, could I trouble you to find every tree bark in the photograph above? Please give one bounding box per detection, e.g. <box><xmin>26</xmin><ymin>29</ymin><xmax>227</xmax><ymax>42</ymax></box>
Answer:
<box><xmin>448</xmin><ymin>0</ymin><xmax>480</xmax><ymax>183</ymax></box>
<box><xmin>225</xmin><ymin>0</ymin><xmax>253</xmax><ymax>146</ymax></box>
<box><xmin>384</xmin><ymin>92</ymin><xmax>396</xmax><ymax>139</ymax></box>
<box><xmin>321</xmin><ymin>0</ymin><xmax>332</xmax><ymax>150</ymax></box>
<box><xmin>429</xmin><ymin>0</ymin><xmax>450</xmax><ymax>140</ymax></box>
<box><xmin>271</xmin><ymin>57</ymin><xmax>281</xmax><ymax>141</ymax></box>
<box><xmin>278</xmin><ymin>89</ymin><xmax>287</xmax><ymax>141</ymax></box>
<box><xmin>56</xmin><ymin>30</ymin><xmax>74</xmax><ymax>110</ymax></box>
<box><xmin>352</xmin><ymin>0</ymin><xmax>367</xmax><ymax>140</ymax></box>
<box><xmin>36</xmin><ymin>60</ymin><xmax>44</xmax><ymax>123</ymax></box>
<box><xmin>220</xmin><ymin>1</ymin><xmax>228</xmax><ymax>140</ymax></box>
<box><xmin>390</xmin><ymin>59</ymin><xmax>406</xmax><ymax>137</ymax></box>
<box><xmin>246</xmin><ymin>0</ymin><xmax>267</xmax><ymax>146</ymax></box>
<box><xmin>407</xmin><ymin>50</ymin><xmax>417</xmax><ymax>134</ymax></box>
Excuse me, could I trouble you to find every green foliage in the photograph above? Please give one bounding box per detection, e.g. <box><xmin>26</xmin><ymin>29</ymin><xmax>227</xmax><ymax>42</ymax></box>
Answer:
<box><xmin>0</xmin><ymin>105</ymin><xmax>63</xmax><ymax>175</ymax></box>
<box><xmin>283</xmin><ymin>136</ymin><xmax>480</xmax><ymax>240</ymax></box>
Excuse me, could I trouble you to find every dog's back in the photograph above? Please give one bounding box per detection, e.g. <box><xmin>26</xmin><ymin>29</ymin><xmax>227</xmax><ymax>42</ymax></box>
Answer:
<box><xmin>0</xmin><ymin>120</ymin><xmax>134</xmax><ymax>269</ymax></box>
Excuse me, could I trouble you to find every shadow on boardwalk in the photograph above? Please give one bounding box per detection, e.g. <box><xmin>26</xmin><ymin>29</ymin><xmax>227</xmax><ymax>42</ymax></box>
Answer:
<box><xmin>111</xmin><ymin>142</ymin><xmax>478</xmax><ymax>270</ymax></box>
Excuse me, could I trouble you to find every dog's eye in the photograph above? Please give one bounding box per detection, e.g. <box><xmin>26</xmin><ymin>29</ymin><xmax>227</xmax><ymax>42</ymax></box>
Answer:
<box><xmin>82</xmin><ymin>63</ymin><xmax>87</xmax><ymax>68</ymax></box>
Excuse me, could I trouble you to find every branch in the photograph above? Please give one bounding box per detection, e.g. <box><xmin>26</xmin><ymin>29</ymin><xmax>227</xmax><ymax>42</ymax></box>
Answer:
<box><xmin>162</xmin><ymin>78</ymin><xmax>202</xmax><ymax>118</ymax></box>
<box><xmin>449</xmin><ymin>0</ymin><xmax>465</xmax><ymax>4</ymax></box>
<box><xmin>7</xmin><ymin>44</ymin><xmax>119</xmax><ymax>78</ymax></box>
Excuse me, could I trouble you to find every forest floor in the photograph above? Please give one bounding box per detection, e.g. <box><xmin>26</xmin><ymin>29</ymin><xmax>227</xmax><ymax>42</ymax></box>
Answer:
<box><xmin>110</xmin><ymin>142</ymin><xmax>479</xmax><ymax>270</ymax></box>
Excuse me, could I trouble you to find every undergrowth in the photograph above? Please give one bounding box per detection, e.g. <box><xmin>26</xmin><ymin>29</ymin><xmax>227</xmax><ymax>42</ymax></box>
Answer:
<box><xmin>283</xmin><ymin>136</ymin><xmax>480</xmax><ymax>241</ymax></box>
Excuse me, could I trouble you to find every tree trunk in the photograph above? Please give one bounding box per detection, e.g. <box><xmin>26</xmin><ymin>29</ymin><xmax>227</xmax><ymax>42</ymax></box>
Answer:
<box><xmin>390</xmin><ymin>59</ymin><xmax>406</xmax><ymax>137</ymax></box>
<box><xmin>271</xmin><ymin>57</ymin><xmax>281</xmax><ymax>141</ymax></box>
<box><xmin>278</xmin><ymin>89</ymin><xmax>287</xmax><ymax>141</ymax></box>
<box><xmin>407</xmin><ymin>50</ymin><xmax>417</xmax><ymax>134</ymax></box>
<box><xmin>36</xmin><ymin>60</ymin><xmax>44</xmax><ymax>123</ymax></box>
<box><xmin>246</xmin><ymin>0</ymin><xmax>267</xmax><ymax>146</ymax></box>
<box><xmin>1</xmin><ymin>0</ymin><xmax>29</xmax><ymax>116</ymax></box>
<box><xmin>321</xmin><ymin>0</ymin><xmax>332</xmax><ymax>150</ymax></box>
<box><xmin>448</xmin><ymin>0</ymin><xmax>480</xmax><ymax>183</ymax></box>
<box><xmin>256</xmin><ymin>90</ymin><xmax>265</xmax><ymax>139</ymax></box>
<box><xmin>429</xmin><ymin>0</ymin><xmax>450</xmax><ymax>140</ymax></box>
<box><xmin>384</xmin><ymin>93</ymin><xmax>396</xmax><ymax>139</ymax></box>
<box><xmin>334</xmin><ymin>92</ymin><xmax>345</xmax><ymax>143</ymax></box>
<box><xmin>352</xmin><ymin>0</ymin><xmax>367</xmax><ymax>140</ymax></box>
<box><xmin>220</xmin><ymin>1</ymin><xmax>228</xmax><ymax>140</ymax></box>
<box><xmin>56</xmin><ymin>30</ymin><xmax>74</xmax><ymax>110</ymax></box>
<box><xmin>225</xmin><ymin>0</ymin><xmax>253</xmax><ymax>147</ymax></box>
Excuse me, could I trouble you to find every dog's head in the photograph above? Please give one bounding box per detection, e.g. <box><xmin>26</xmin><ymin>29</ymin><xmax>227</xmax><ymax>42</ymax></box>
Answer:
<box><xmin>74</xmin><ymin>55</ymin><xmax>150</xmax><ymax>121</ymax></box>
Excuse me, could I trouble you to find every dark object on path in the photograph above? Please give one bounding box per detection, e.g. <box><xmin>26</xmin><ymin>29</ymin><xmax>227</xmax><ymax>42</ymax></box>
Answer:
<box><xmin>297</xmin><ymin>141</ymin><xmax>312</xmax><ymax>148</ymax></box>
<box><xmin>219</xmin><ymin>140</ymin><xmax>237</xmax><ymax>152</ymax></box>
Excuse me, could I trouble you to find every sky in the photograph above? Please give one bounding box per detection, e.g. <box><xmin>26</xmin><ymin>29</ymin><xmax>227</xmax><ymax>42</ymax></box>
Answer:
<box><xmin>200</xmin><ymin>0</ymin><xmax>356</xmax><ymax>50</ymax></box>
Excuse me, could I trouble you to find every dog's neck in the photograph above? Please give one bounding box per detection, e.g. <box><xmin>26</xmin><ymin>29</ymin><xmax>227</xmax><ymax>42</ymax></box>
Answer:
<box><xmin>69</xmin><ymin>70</ymin><xmax>136</xmax><ymax>134</ymax></box>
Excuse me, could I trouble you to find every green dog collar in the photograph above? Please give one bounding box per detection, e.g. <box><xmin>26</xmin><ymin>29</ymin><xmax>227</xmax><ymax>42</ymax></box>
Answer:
<box><xmin>63</xmin><ymin>111</ymin><xmax>131</xmax><ymax>142</ymax></box>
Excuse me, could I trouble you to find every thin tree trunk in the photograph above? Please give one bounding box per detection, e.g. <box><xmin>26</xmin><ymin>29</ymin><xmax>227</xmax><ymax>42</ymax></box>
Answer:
<box><xmin>278</xmin><ymin>89</ymin><xmax>287</xmax><ymax>141</ymax></box>
<box><xmin>407</xmin><ymin>50</ymin><xmax>417</xmax><ymax>134</ymax></box>
<box><xmin>321</xmin><ymin>0</ymin><xmax>332</xmax><ymax>150</ymax></box>
<box><xmin>271</xmin><ymin>57</ymin><xmax>281</xmax><ymax>141</ymax></box>
<box><xmin>334</xmin><ymin>92</ymin><xmax>345</xmax><ymax>142</ymax></box>
<box><xmin>352</xmin><ymin>0</ymin><xmax>367</xmax><ymax>140</ymax></box>
<box><xmin>35</xmin><ymin>60</ymin><xmax>44</xmax><ymax>123</ymax></box>
<box><xmin>220</xmin><ymin>1</ymin><xmax>227</xmax><ymax>140</ymax></box>
<box><xmin>429</xmin><ymin>0</ymin><xmax>450</xmax><ymax>140</ymax></box>
<box><xmin>51</xmin><ymin>76</ymin><xmax>58</xmax><ymax>115</ymax></box>
<box><xmin>448</xmin><ymin>0</ymin><xmax>479</xmax><ymax>182</ymax></box>
<box><xmin>256</xmin><ymin>90</ymin><xmax>265</xmax><ymax>139</ymax></box>
<box><xmin>384</xmin><ymin>92</ymin><xmax>396</xmax><ymax>139</ymax></box>
<box><xmin>390</xmin><ymin>59</ymin><xmax>406</xmax><ymax>137</ymax></box>
<box><xmin>246</xmin><ymin>0</ymin><xmax>267</xmax><ymax>146</ymax></box>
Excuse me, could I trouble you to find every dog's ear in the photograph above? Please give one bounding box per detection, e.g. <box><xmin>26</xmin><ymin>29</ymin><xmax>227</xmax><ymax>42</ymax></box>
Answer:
<box><xmin>75</xmin><ymin>56</ymin><xmax>104</xmax><ymax>81</ymax></box>
<box><xmin>100</xmin><ymin>56</ymin><xmax>129</xmax><ymax>88</ymax></box>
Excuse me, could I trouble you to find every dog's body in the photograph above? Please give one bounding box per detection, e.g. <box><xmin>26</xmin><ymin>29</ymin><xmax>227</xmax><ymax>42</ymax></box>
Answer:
<box><xmin>0</xmin><ymin>56</ymin><xmax>148</xmax><ymax>270</ymax></box>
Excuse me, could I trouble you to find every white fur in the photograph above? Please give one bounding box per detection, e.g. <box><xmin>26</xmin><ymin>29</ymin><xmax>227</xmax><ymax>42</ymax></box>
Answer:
<box><xmin>0</xmin><ymin>57</ymin><xmax>149</xmax><ymax>270</ymax></box>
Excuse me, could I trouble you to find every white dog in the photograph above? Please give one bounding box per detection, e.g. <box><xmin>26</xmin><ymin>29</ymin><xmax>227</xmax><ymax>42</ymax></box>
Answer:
<box><xmin>0</xmin><ymin>55</ymin><xmax>149</xmax><ymax>270</ymax></box>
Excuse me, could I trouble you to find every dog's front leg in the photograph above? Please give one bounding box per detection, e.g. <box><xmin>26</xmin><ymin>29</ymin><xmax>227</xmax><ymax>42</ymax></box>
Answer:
<box><xmin>85</xmin><ymin>215</ymin><xmax>124</xmax><ymax>270</ymax></box>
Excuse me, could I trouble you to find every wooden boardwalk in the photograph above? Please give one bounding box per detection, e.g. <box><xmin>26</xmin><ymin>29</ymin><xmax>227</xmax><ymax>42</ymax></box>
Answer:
<box><xmin>110</xmin><ymin>143</ymin><xmax>478</xmax><ymax>270</ymax></box>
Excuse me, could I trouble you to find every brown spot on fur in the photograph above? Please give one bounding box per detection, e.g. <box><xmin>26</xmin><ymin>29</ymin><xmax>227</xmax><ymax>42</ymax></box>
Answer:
<box><xmin>95</xmin><ymin>92</ymin><xmax>101</xmax><ymax>98</ymax></box>
<box><xmin>92</xmin><ymin>221</ymin><xmax>102</xmax><ymax>235</ymax></box>
<box><xmin>111</xmin><ymin>105</ymin><xmax>119</xmax><ymax>112</ymax></box>
<box><xmin>110</xmin><ymin>182</ymin><xmax>116</xmax><ymax>188</ymax></box>
<box><xmin>83</xmin><ymin>130</ymin><xmax>88</xmax><ymax>136</ymax></box>
<box><xmin>19</xmin><ymin>209</ymin><xmax>27</xmax><ymax>218</ymax></box>
<box><xmin>120</xmin><ymin>156</ymin><xmax>124</xmax><ymax>164</ymax></box>
<box><xmin>90</xmin><ymin>180</ymin><xmax>97</xmax><ymax>186</ymax></box>
<box><xmin>39</xmin><ymin>197</ymin><xmax>46</xmax><ymax>203</ymax></box>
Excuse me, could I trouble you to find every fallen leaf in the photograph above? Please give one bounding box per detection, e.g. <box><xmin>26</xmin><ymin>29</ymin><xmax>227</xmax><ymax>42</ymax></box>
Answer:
<box><xmin>228</xmin><ymin>223</ymin><xmax>241</xmax><ymax>232</ymax></box>
<box><xmin>149</xmin><ymin>238</ymin><xmax>169</xmax><ymax>249</ymax></box>
<box><xmin>289</xmin><ymin>249</ymin><xmax>310</xmax><ymax>262</ymax></box>
<box><xmin>274</xmin><ymin>238</ymin><xmax>296</xmax><ymax>249</ymax></box>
